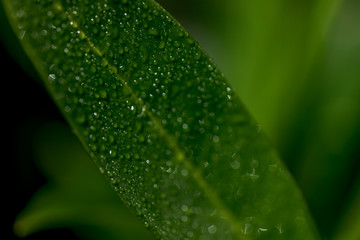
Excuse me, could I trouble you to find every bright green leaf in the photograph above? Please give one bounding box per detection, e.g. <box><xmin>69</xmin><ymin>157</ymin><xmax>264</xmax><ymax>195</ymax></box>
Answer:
<box><xmin>3</xmin><ymin>0</ymin><xmax>320</xmax><ymax>239</ymax></box>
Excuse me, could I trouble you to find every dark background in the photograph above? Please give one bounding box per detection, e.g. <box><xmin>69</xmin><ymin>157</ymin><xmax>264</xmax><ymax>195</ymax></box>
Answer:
<box><xmin>1</xmin><ymin>42</ymin><xmax>79</xmax><ymax>239</ymax></box>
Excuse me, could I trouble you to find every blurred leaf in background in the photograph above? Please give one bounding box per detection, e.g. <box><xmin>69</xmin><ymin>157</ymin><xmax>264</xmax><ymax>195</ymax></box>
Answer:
<box><xmin>14</xmin><ymin>121</ymin><xmax>154</xmax><ymax>240</ymax></box>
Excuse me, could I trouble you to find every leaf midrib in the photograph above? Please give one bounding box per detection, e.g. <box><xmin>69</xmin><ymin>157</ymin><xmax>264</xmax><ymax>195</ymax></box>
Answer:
<box><xmin>65</xmin><ymin>4</ymin><xmax>249</xmax><ymax>239</ymax></box>
<box><xmin>5</xmin><ymin>0</ymin><xmax>248</xmax><ymax>238</ymax></box>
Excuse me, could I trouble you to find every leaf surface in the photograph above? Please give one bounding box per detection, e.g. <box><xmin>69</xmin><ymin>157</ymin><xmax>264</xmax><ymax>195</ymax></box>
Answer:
<box><xmin>3</xmin><ymin>0</ymin><xmax>320</xmax><ymax>239</ymax></box>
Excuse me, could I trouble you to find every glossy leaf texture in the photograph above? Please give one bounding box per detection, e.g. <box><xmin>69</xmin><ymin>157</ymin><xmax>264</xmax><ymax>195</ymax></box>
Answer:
<box><xmin>3</xmin><ymin>0</ymin><xmax>320</xmax><ymax>239</ymax></box>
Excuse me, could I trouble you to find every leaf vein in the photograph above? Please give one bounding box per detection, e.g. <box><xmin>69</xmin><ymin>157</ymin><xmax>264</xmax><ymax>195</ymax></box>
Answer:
<box><xmin>64</xmin><ymin>4</ymin><xmax>247</xmax><ymax>239</ymax></box>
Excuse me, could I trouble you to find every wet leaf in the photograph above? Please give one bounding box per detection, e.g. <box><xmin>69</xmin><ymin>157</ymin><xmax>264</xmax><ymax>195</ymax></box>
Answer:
<box><xmin>3</xmin><ymin>0</ymin><xmax>320</xmax><ymax>239</ymax></box>
<box><xmin>160</xmin><ymin>1</ymin><xmax>360</xmax><ymax>236</ymax></box>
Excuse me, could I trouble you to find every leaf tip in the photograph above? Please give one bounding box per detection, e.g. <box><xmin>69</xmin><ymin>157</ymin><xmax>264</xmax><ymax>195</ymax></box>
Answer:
<box><xmin>13</xmin><ymin>217</ymin><xmax>30</xmax><ymax>238</ymax></box>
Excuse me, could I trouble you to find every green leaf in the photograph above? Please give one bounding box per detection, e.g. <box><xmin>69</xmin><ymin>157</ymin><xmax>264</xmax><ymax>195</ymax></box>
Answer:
<box><xmin>3</xmin><ymin>0</ymin><xmax>320</xmax><ymax>239</ymax></box>
<box><xmin>0</xmin><ymin>1</ymin><xmax>40</xmax><ymax>82</ymax></box>
<box><xmin>161</xmin><ymin>1</ymin><xmax>360</xmax><ymax>236</ymax></box>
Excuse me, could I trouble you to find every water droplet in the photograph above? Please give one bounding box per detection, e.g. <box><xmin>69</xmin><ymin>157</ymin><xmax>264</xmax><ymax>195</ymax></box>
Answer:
<box><xmin>242</xmin><ymin>223</ymin><xmax>253</xmax><ymax>234</ymax></box>
<box><xmin>148</xmin><ymin>27</ymin><xmax>159</xmax><ymax>36</ymax></box>
<box><xmin>181</xmin><ymin>169</ymin><xmax>188</xmax><ymax>176</ymax></box>
<box><xmin>246</xmin><ymin>169</ymin><xmax>259</xmax><ymax>182</ymax></box>
<box><xmin>208</xmin><ymin>225</ymin><xmax>217</xmax><ymax>234</ymax></box>
<box><xmin>230</xmin><ymin>160</ymin><xmax>240</xmax><ymax>170</ymax></box>
<box><xmin>268</xmin><ymin>164</ymin><xmax>278</xmax><ymax>172</ymax></box>
<box><xmin>212</xmin><ymin>135</ymin><xmax>219</xmax><ymax>143</ymax></box>
<box><xmin>64</xmin><ymin>105</ymin><xmax>71</xmax><ymax>112</ymax></box>
<box><xmin>276</xmin><ymin>224</ymin><xmax>284</xmax><ymax>234</ymax></box>
<box><xmin>48</xmin><ymin>73</ymin><xmax>56</xmax><ymax>82</ymax></box>
<box><xmin>181</xmin><ymin>205</ymin><xmax>189</xmax><ymax>212</ymax></box>
<box><xmin>181</xmin><ymin>215</ymin><xmax>188</xmax><ymax>222</ymax></box>
<box><xmin>77</xmin><ymin>30</ymin><xmax>85</xmax><ymax>40</ymax></box>
<box><xmin>258</xmin><ymin>227</ymin><xmax>268</xmax><ymax>233</ymax></box>
<box><xmin>158</xmin><ymin>41</ymin><xmax>165</xmax><ymax>49</ymax></box>
<box><xmin>186</xmin><ymin>37</ymin><xmax>194</xmax><ymax>45</ymax></box>
<box><xmin>53</xmin><ymin>1</ymin><xmax>63</xmax><ymax>12</ymax></box>
<box><xmin>75</xmin><ymin>111</ymin><xmax>86</xmax><ymax>124</ymax></box>
<box><xmin>109</xmin><ymin>149</ymin><xmax>117</xmax><ymax>157</ymax></box>
<box><xmin>194</xmin><ymin>50</ymin><xmax>201</xmax><ymax>60</ymax></box>
<box><xmin>99</xmin><ymin>89</ymin><xmax>108</xmax><ymax>98</ymax></box>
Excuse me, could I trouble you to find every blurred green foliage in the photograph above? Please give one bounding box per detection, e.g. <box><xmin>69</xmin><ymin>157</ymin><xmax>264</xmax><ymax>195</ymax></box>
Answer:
<box><xmin>13</xmin><ymin>122</ymin><xmax>154</xmax><ymax>240</ymax></box>
<box><xmin>2</xmin><ymin>0</ymin><xmax>360</xmax><ymax>239</ymax></box>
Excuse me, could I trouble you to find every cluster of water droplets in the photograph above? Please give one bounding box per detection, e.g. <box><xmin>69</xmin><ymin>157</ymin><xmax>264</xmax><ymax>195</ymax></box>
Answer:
<box><xmin>6</xmin><ymin>0</ymin><xmax>320</xmax><ymax>239</ymax></box>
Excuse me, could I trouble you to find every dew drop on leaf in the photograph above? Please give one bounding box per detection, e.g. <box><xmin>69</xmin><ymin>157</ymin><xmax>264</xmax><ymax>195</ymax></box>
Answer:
<box><xmin>208</xmin><ymin>225</ymin><xmax>217</xmax><ymax>234</ymax></box>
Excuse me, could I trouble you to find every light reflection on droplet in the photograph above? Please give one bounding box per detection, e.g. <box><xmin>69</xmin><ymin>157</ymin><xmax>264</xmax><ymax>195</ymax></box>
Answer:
<box><xmin>230</xmin><ymin>160</ymin><xmax>240</xmax><ymax>170</ymax></box>
<box><xmin>208</xmin><ymin>225</ymin><xmax>217</xmax><ymax>234</ymax></box>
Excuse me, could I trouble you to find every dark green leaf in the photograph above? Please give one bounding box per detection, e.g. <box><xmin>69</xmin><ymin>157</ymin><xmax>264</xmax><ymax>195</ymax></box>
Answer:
<box><xmin>3</xmin><ymin>0</ymin><xmax>320</xmax><ymax>239</ymax></box>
